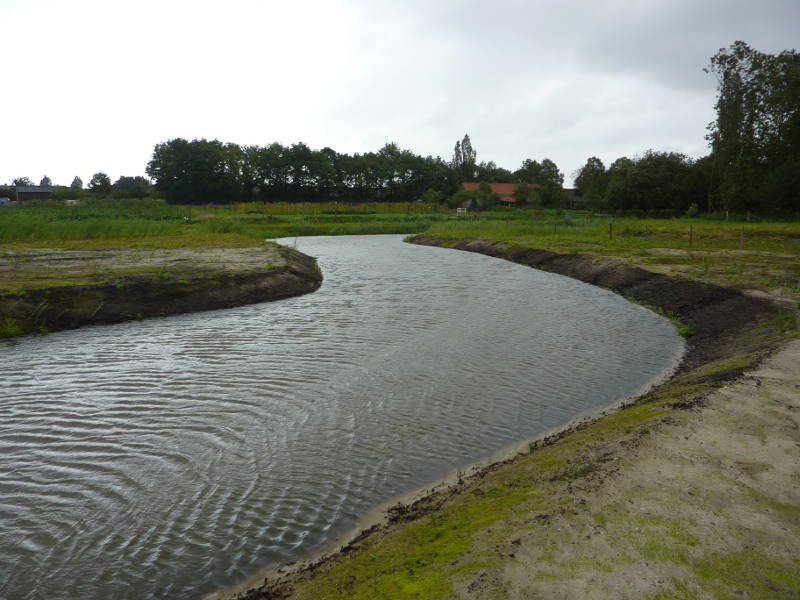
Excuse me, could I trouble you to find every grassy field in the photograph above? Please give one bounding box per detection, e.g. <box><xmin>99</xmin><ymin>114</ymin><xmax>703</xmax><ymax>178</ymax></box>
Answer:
<box><xmin>1</xmin><ymin>200</ymin><xmax>798</xmax><ymax>298</ymax></box>
<box><xmin>423</xmin><ymin>216</ymin><xmax>800</xmax><ymax>301</ymax></box>
<box><xmin>0</xmin><ymin>200</ymin><xmax>446</xmax><ymax>248</ymax></box>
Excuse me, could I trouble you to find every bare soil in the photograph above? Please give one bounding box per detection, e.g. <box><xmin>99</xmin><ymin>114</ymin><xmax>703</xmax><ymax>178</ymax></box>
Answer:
<box><xmin>0</xmin><ymin>246</ymin><xmax>292</xmax><ymax>290</ymax></box>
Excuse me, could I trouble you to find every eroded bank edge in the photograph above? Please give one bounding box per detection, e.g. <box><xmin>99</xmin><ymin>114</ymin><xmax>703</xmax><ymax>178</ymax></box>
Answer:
<box><xmin>0</xmin><ymin>246</ymin><xmax>323</xmax><ymax>339</ymax></box>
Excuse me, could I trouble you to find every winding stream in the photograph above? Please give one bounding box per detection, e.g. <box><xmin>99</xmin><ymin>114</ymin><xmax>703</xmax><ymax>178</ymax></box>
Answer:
<box><xmin>0</xmin><ymin>235</ymin><xmax>683</xmax><ymax>599</ymax></box>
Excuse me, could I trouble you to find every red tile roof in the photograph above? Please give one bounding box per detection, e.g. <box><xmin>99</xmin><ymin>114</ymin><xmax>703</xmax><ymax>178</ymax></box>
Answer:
<box><xmin>462</xmin><ymin>182</ymin><xmax>522</xmax><ymax>202</ymax></box>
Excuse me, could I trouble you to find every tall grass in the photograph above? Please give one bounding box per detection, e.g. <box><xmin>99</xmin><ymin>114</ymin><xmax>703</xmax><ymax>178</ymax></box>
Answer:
<box><xmin>0</xmin><ymin>211</ymin><xmax>182</xmax><ymax>242</ymax></box>
<box><xmin>2</xmin><ymin>203</ymin><xmax>798</xmax><ymax>259</ymax></box>
<box><xmin>0</xmin><ymin>204</ymin><xmax>441</xmax><ymax>245</ymax></box>
<box><xmin>425</xmin><ymin>217</ymin><xmax>800</xmax><ymax>256</ymax></box>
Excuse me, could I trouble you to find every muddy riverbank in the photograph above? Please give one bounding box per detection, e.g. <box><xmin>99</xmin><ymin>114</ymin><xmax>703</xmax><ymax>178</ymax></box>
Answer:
<box><xmin>0</xmin><ymin>244</ymin><xmax>322</xmax><ymax>338</ymax></box>
<box><xmin>228</xmin><ymin>236</ymin><xmax>798</xmax><ymax>599</ymax></box>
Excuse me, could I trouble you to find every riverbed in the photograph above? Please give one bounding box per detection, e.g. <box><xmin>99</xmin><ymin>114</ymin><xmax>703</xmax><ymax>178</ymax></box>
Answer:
<box><xmin>0</xmin><ymin>235</ymin><xmax>684</xmax><ymax>599</ymax></box>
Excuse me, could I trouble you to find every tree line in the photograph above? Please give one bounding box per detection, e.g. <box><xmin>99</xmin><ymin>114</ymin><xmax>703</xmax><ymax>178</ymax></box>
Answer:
<box><xmin>574</xmin><ymin>41</ymin><xmax>799</xmax><ymax>216</ymax></box>
<box><xmin>144</xmin><ymin>135</ymin><xmax>568</xmax><ymax>206</ymax></box>
<box><xmin>0</xmin><ymin>174</ymin><xmax>156</xmax><ymax>201</ymax></box>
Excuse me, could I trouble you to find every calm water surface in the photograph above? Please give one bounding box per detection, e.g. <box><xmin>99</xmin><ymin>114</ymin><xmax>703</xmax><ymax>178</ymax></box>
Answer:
<box><xmin>0</xmin><ymin>235</ymin><xmax>684</xmax><ymax>599</ymax></box>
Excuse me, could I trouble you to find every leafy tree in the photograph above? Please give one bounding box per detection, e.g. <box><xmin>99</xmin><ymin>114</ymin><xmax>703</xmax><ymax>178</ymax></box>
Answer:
<box><xmin>39</xmin><ymin>175</ymin><xmax>52</xmax><ymax>186</ymax></box>
<box><xmin>514</xmin><ymin>159</ymin><xmax>542</xmax><ymax>184</ymax></box>
<box><xmin>147</xmin><ymin>138</ymin><xmax>244</xmax><ymax>204</ymax></box>
<box><xmin>574</xmin><ymin>157</ymin><xmax>607</xmax><ymax>205</ymax></box>
<box><xmin>604</xmin><ymin>157</ymin><xmax>635</xmax><ymax>212</ymax></box>
<box><xmin>706</xmin><ymin>41</ymin><xmax>800</xmax><ymax>212</ymax></box>
<box><xmin>113</xmin><ymin>176</ymin><xmax>155</xmax><ymax>199</ymax></box>
<box><xmin>70</xmin><ymin>176</ymin><xmax>83</xmax><ymax>190</ymax></box>
<box><xmin>475</xmin><ymin>160</ymin><xmax>513</xmax><ymax>183</ymax></box>
<box><xmin>12</xmin><ymin>177</ymin><xmax>33</xmax><ymax>186</ymax></box>
<box><xmin>88</xmin><ymin>172</ymin><xmax>112</xmax><ymax>196</ymax></box>
<box><xmin>601</xmin><ymin>152</ymin><xmax>700</xmax><ymax>214</ymax></box>
<box><xmin>628</xmin><ymin>151</ymin><xmax>692</xmax><ymax>212</ymax></box>
<box><xmin>539</xmin><ymin>158</ymin><xmax>565</xmax><ymax>207</ymax></box>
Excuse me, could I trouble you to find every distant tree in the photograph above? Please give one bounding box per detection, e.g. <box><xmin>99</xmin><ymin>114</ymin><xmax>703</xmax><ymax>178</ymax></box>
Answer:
<box><xmin>147</xmin><ymin>138</ymin><xmax>244</xmax><ymax>204</ymax></box>
<box><xmin>475</xmin><ymin>160</ymin><xmax>513</xmax><ymax>182</ymax></box>
<box><xmin>12</xmin><ymin>177</ymin><xmax>33</xmax><ymax>186</ymax></box>
<box><xmin>539</xmin><ymin>158</ymin><xmax>565</xmax><ymax>207</ymax></box>
<box><xmin>629</xmin><ymin>151</ymin><xmax>693</xmax><ymax>212</ymax></box>
<box><xmin>451</xmin><ymin>134</ymin><xmax>477</xmax><ymax>183</ymax></box>
<box><xmin>604</xmin><ymin>157</ymin><xmax>635</xmax><ymax>211</ymax></box>
<box><xmin>514</xmin><ymin>159</ymin><xmax>542</xmax><ymax>184</ymax></box>
<box><xmin>113</xmin><ymin>175</ymin><xmax>155</xmax><ymax>199</ymax></box>
<box><xmin>88</xmin><ymin>172</ymin><xmax>112</xmax><ymax>196</ymax></box>
<box><xmin>574</xmin><ymin>157</ymin><xmax>607</xmax><ymax>205</ymax></box>
<box><xmin>70</xmin><ymin>176</ymin><xmax>83</xmax><ymax>190</ymax></box>
<box><xmin>39</xmin><ymin>175</ymin><xmax>52</xmax><ymax>186</ymax></box>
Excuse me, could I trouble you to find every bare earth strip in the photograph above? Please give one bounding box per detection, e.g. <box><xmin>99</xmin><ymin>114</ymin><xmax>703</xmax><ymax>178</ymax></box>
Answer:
<box><xmin>490</xmin><ymin>340</ymin><xmax>800</xmax><ymax>599</ymax></box>
<box><xmin>0</xmin><ymin>246</ymin><xmax>289</xmax><ymax>290</ymax></box>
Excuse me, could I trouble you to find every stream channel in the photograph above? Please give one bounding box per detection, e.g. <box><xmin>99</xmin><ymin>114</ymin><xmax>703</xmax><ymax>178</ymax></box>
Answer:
<box><xmin>0</xmin><ymin>235</ymin><xmax>684</xmax><ymax>599</ymax></box>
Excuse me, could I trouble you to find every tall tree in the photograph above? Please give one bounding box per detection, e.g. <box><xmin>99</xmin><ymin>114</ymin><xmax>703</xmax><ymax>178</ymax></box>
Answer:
<box><xmin>574</xmin><ymin>157</ymin><xmax>607</xmax><ymax>204</ymax></box>
<box><xmin>39</xmin><ymin>175</ymin><xmax>52</xmax><ymax>186</ymax></box>
<box><xmin>70</xmin><ymin>176</ymin><xmax>83</xmax><ymax>190</ymax></box>
<box><xmin>539</xmin><ymin>158</ymin><xmax>565</xmax><ymax>207</ymax></box>
<box><xmin>604</xmin><ymin>157</ymin><xmax>634</xmax><ymax>212</ymax></box>
<box><xmin>12</xmin><ymin>177</ymin><xmax>33</xmax><ymax>186</ymax></box>
<box><xmin>706</xmin><ymin>41</ymin><xmax>800</xmax><ymax>212</ymax></box>
<box><xmin>451</xmin><ymin>134</ymin><xmax>477</xmax><ymax>183</ymax></box>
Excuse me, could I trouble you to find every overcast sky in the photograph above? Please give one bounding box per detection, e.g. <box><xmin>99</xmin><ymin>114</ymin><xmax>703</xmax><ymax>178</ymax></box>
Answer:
<box><xmin>2</xmin><ymin>0</ymin><xmax>798</xmax><ymax>187</ymax></box>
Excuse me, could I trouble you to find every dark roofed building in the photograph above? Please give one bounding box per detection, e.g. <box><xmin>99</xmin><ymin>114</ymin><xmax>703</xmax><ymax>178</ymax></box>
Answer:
<box><xmin>15</xmin><ymin>186</ymin><xmax>54</xmax><ymax>202</ymax></box>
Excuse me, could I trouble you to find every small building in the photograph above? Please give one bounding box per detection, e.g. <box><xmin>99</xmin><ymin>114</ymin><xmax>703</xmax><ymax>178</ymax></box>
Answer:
<box><xmin>15</xmin><ymin>186</ymin><xmax>54</xmax><ymax>202</ymax></box>
<box><xmin>462</xmin><ymin>182</ymin><xmax>521</xmax><ymax>204</ymax></box>
<box><xmin>0</xmin><ymin>197</ymin><xmax>10</xmax><ymax>207</ymax></box>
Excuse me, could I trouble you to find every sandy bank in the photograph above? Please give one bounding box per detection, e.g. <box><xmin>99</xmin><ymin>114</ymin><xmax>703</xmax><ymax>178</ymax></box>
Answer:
<box><xmin>0</xmin><ymin>244</ymin><xmax>322</xmax><ymax>338</ymax></box>
<box><xmin>224</xmin><ymin>236</ymin><xmax>798</xmax><ymax>599</ymax></box>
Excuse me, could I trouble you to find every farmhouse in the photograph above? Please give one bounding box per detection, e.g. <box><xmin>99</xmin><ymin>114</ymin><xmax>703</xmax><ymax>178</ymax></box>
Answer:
<box><xmin>15</xmin><ymin>186</ymin><xmax>54</xmax><ymax>202</ymax></box>
<box><xmin>462</xmin><ymin>182</ymin><xmax>520</xmax><ymax>204</ymax></box>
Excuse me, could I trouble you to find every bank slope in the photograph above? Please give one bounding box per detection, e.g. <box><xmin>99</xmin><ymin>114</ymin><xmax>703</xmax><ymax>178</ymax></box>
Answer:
<box><xmin>0</xmin><ymin>243</ymin><xmax>322</xmax><ymax>338</ymax></box>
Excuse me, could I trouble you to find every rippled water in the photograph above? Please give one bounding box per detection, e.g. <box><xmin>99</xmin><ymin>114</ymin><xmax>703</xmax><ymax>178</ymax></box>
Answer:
<box><xmin>0</xmin><ymin>235</ymin><xmax>683</xmax><ymax>599</ymax></box>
